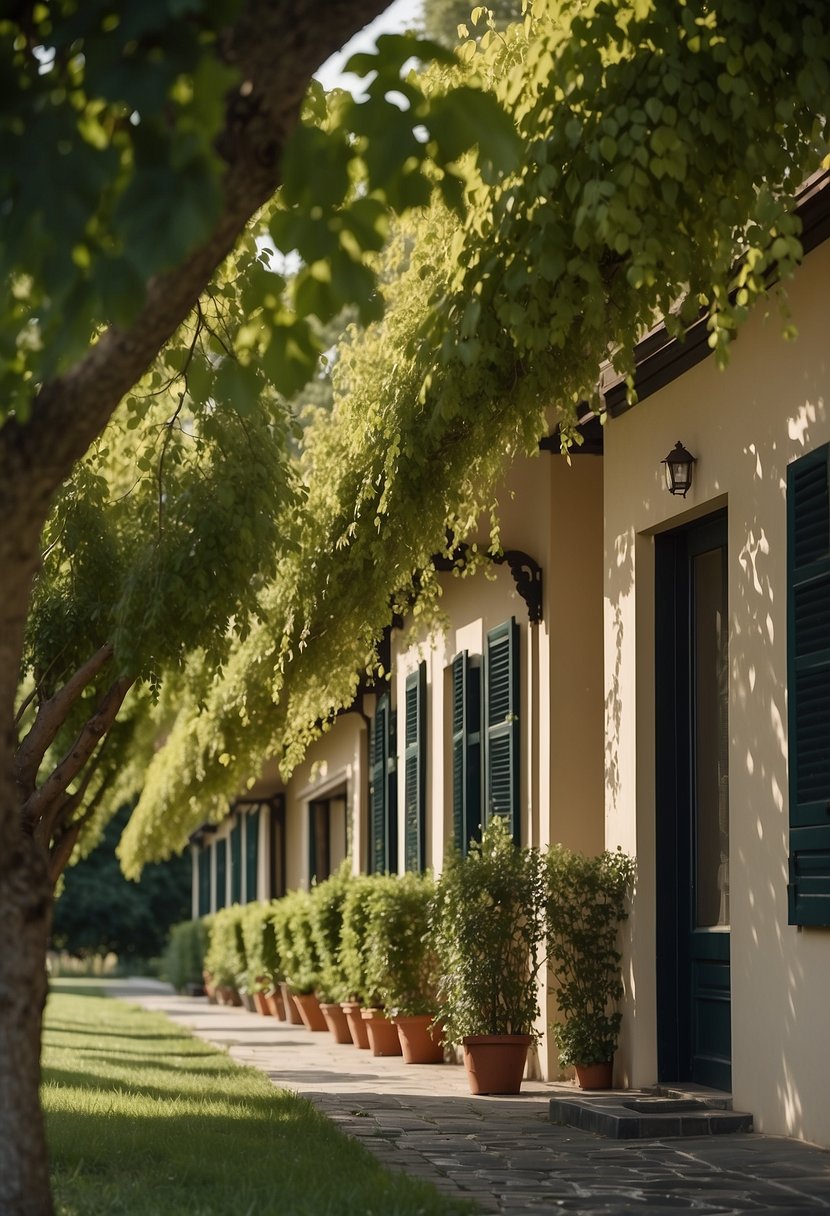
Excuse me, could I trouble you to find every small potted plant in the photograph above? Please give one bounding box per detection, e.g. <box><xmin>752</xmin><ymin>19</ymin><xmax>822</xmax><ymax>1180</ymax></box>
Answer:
<box><xmin>204</xmin><ymin>906</ymin><xmax>246</xmax><ymax>1006</ymax></box>
<box><xmin>261</xmin><ymin>901</ymin><xmax>285</xmax><ymax>1019</ymax></box>
<box><xmin>241</xmin><ymin>902</ymin><xmax>272</xmax><ymax>1016</ymax></box>
<box><xmin>339</xmin><ymin>874</ymin><xmax>379</xmax><ymax>1049</ymax></box>
<box><xmin>545</xmin><ymin>845</ymin><xmax>635</xmax><ymax>1089</ymax></box>
<box><xmin>270</xmin><ymin>894</ymin><xmax>305</xmax><ymax>1025</ymax></box>
<box><xmin>350</xmin><ymin>875</ymin><xmax>404</xmax><ymax>1058</ymax></box>
<box><xmin>433</xmin><ymin>818</ymin><xmax>545</xmax><ymax>1093</ymax></box>
<box><xmin>309</xmin><ymin>863</ymin><xmax>353</xmax><ymax>1043</ymax></box>
<box><xmin>364</xmin><ymin>872</ymin><xmax>444</xmax><ymax>1064</ymax></box>
<box><xmin>274</xmin><ymin>890</ymin><xmax>327</xmax><ymax>1031</ymax></box>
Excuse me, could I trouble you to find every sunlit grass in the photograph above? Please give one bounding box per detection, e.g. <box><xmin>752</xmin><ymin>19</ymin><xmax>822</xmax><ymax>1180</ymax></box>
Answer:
<box><xmin>43</xmin><ymin>988</ymin><xmax>472</xmax><ymax>1216</ymax></box>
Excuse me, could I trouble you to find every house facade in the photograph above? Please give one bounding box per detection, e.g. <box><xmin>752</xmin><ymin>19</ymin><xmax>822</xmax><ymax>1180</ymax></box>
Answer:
<box><xmin>190</xmin><ymin>172</ymin><xmax>830</xmax><ymax>1143</ymax></box>
<box><xmin>602</xmin><ymin>173</ymin><xmax>830</xmax><ymax>1143</ymax></box>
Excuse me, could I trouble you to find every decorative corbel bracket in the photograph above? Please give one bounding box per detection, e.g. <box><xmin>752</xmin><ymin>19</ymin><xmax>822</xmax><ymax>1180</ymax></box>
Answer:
<box><xmin>432</xmin><ymin>544</ymin><xmax>543</xmax><ymax>624</ymax></box>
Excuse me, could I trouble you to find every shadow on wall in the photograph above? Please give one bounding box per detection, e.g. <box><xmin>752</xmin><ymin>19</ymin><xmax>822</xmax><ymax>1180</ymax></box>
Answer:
<box><xmin>732</xmin><ymin>387</ymin><xmax>827</xmax><ymax>1138</ymax></box>
<box><xmin>602</xmin><ymin>362</ymin><xmax>829</xmax><ymax>1134</ymax></box>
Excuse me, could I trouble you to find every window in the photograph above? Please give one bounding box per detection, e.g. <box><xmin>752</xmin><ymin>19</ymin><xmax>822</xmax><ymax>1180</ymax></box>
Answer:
<box><xmin>404</xmin><ymin>662</ymin><xmax>427</xmax><ymax>872</ymax></box>
<box><xmin>787</xmin><ymin>444</ymin><xmax>830</xmax><ymax>925</ymax></box>
<box><xmin>484</xmin><ymin>618</ymin><xmax>520</xmax><ymax>843</ymax></box>
<box><xmin>370</xmin><ymin>693</ymin><xmax>398</xmax><ymax>873</ymax></box>
<box><xmin>451</xmin><ymin>650</ymin><xmax>482</xmax><ymax>855</ymax></box>
<box><xmin>308</xmin><ymin>790</ymin><xmax>348</xmax><ymax>884</ymax></box>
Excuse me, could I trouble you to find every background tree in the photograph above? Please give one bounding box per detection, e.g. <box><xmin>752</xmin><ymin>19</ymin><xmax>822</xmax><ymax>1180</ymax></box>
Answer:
<box><xmin>51</xmin><ymin>805</ymin><xmax>191</xmax><ymax>965</ymax></box>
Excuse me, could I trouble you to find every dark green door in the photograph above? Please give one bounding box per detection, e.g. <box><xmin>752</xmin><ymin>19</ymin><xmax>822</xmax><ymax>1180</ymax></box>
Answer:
<box><xmin>656</xmin><ymin>512</ymin><xmax>731</xmax><ymax>1090</ymax></box>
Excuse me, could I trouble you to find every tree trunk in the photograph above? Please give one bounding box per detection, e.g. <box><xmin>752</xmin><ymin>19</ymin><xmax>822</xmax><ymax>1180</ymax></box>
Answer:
<box><xmin>0</xmin><ymin>820</ymin><xmax>53</xmax><ymax>1216</ymax></box>
<box><xmin>0</xmin><ymin>5</ymin><xmax>393</xmax><ymax>1210</ymax></box>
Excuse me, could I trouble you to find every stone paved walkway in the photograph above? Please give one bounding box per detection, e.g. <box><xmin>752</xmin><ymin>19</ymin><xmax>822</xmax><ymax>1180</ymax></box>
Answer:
<box><xmin>127</xmin><ymin>990</ymin><xmax>830</xmax><ymax>1215</ymax></box>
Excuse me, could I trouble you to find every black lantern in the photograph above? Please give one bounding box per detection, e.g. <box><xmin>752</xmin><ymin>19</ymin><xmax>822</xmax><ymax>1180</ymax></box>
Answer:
<box><xmin>662</xmin><ymin>441</ymin><xmax>696</xmax><ymax>497</ymax></box>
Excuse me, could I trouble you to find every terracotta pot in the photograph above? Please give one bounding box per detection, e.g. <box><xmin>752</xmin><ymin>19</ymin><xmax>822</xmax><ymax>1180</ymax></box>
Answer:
<box><xmin>341</xmin><ymin>1002</ymin><xmax>370</xmax><ymax>1049</ymax></box>
<box><xmin>265</xmin><ymin>989</ymin><xmax>286</xmax><ymax>1020</ymax></box>
<box><xmin>293</xmin><ymin>991</ymin><xmax>328</xmax><ymax>1032</ymax></box>
<box><xmin>252</xmin><ymin>990</ymin><xmax>271</xmax><ymax>1016</ymax></box>
<box><xmin>575</xmin><ymin>1060</ymin><xmax>614</xmax><ymax>1090</ymax></box>
<box><xmin>321</xmin><ymin>1002</ymin><xmax>353</xmax><ymax>1044</ymax></box>
<box><xmin>392</xmin><ymin>1015</ymin><xmax>445</xmax><ymax>1064</ymax></box>
<box><xmin>280</xmin><ymin>981</ymin><xmax>304</xmax><ymax>1025</ymax></box>
<box><xmin>362</xmin><ymin>1008</ymin><xmax>403</xmax><ymax>1057</ymax></box>
<box><xmin>216</xmin><ymin>986</ymin><xmax>242</xmax><ymax>1007</ymax></box>
<box><xmin>462</xmin><ymin>1034</ymin><xmax>533</xmax><ymax>1095</ymax></box>
<box><xmin>202</xmin><ymin>971</ymin><xmax>217</xmax><ymax>1004</ymax></box>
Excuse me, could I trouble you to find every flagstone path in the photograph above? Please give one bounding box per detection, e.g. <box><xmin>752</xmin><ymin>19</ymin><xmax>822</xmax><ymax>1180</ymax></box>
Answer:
<box><xmin>119</xmin><ymin>986</ymin><xmax>830</xmax><ymax>1215</ymax></box>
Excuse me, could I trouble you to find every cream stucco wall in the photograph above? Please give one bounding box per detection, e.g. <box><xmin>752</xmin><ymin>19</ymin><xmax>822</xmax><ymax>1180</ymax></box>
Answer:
<box><xmin>604</xmin><ymin>237</ymin><xmax>830</xmax><ymax>1141</ymax></box>
<box><xmin>283</xmin><ymin>712</ymin><xmax>366</xmax><ymax>889</ymax></box>
<box><xmin>393</xmin><ymin>451</ymin><xmax>606</xmax><ymax>1078</ymax></box>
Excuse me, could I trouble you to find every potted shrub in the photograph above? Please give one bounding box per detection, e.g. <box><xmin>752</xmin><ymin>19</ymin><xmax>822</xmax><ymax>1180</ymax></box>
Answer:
<box><xmin>545</xmin><ymin>845</ymin><xmax>635</xmax><ymax>1089</ymax></box>
<box><xmin>274</xmin><ymin>890</ymin><xmax>327</xmax><ymax>1031</ymax></box>
<box><xmin>204</xmin><ymin>906</ymin><xmax>246</xmax><ymax>1006</ymax></box>
<box><xmin>241</xmin><ymin>902</ymin><xmax>273</xmax><ymax>1016</ymax></box>
<box><xmin>356</xmin><ymin>876</ymin><xmax>402</xmax><ymax>1057</ymax></box>
<box><xmin>433</xmin><ymin>818</ymin><xmax>545</xmax><ymax>1093</ymax></box>
<box><xmin>163</xmin><ymin>915</ymin><xmax>211</xmax><ymax>995</ymax></box>
<box><xmin>261</xmin><ymin>901</ymin><xmax>285</xmax><ymax>1019</ymax></box>
<box><xmin>339</xmin><ymin>874</ymin><xmax>379</xmax><ymax>1048</ymax></box>
<box><xmin>309</xmin><ymin>863</ymin><xmax>353</xmax><ymax>1043</ymax></box>
<box><xmin>364</xmin><ymin>872</ymin><xmax>444</xmax><ymax>1063</ymax></box>
<box><xmin>270</xmin><ymin>895</ymin><xmax>303</xmax><ymax>1024</ymax></box>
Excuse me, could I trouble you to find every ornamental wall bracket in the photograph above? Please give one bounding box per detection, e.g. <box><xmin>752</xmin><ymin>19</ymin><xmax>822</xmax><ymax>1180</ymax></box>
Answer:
<box><xmin>432</xmin><ymin>543</ymin><xmax>543</xmax><ymax>625</ymax></box>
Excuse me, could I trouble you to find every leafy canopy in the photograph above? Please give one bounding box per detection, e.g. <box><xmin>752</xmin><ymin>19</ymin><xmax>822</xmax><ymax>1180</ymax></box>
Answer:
<box><xmin>119</xmin><ymin>0</ymin><xmax>830</xmax><ymax>876</ymax></box>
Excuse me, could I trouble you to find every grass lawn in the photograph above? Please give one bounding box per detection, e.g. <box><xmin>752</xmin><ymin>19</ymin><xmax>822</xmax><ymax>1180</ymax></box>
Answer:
<box><xmin>43</xmin><ymin>984</ymin><xmax>473</xmax><ymax>1216</ymax></box>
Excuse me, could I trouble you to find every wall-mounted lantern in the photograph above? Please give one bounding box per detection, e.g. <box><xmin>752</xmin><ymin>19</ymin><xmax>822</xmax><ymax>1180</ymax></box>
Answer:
<box><xmin>662</xmin><ymin>441</ymin><xmax>696</xmax><ymax>497</ymax></box>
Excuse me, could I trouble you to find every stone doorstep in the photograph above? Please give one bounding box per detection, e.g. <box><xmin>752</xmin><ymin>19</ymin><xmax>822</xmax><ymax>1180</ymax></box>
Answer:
<box><xmin>549</xmin><ymin>1089</ymin><xmax>753</xmax><ymax>1140</ymax></box>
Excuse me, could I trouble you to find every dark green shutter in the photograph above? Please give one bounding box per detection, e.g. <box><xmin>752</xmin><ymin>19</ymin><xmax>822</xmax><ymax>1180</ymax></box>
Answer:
<box><xmin>198</xmin><ymin>847</ymin><xmax>211</xmax><ymax>916</ymax></box>
<box><xmin>485</xmin><ymin>618</ymin><xmax>520</xmax><ymax>844</ymax></box>
<box><xmin>245</xmin><ymin>809</ymin><xmax>259</xmax><ymax>902</ymax></box>
<box><xmin>230</xmin><ymin>819</ymin><xmax>242</xmax><ymax>904</ymax></box>
<box><xmin>215</xmin><ymin>838</ymin><xmax>227</xmax><ymax>910</ymax></box>
<box><xmin>451</xmin><ymin>651</ymin><xmax>482</xmax><ymax>855</ymax></box>
<box><xmin>788</xmin><ymin>444</ymin><xmax>830</xmax><ymax>925</ymax></box>
<box><xmin>370</xmin><ymin>696</ymin><xmax>398</xmax><ymax>874</ymax></box>
<box><xmin>404</xmin><ymin>662</ymin><xmax>427</xmax><ymax>872</ymax></box>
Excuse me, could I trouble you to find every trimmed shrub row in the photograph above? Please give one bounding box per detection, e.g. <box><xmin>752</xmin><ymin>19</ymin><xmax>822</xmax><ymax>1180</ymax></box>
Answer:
<box><xmin>163</xmin><ymin>822</ymin><xmax>634</xmax><ymax>1066</ymax></box>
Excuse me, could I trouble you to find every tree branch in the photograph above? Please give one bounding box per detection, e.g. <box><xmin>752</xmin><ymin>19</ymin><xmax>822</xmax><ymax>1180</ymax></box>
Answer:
<box><xmin>0</xmin><ymin>0</ymin><xmax>390</xmax><ymax>523</ymax></box>
<box><xmin>21</xmin><ymin>675</ymin><xmax>133</xmax><ymax>829</ymax></box>
<box><xmin>35</xmin><ymin>741</ymin><xmax>104</xmax><ymax>851</ymax></box>
<box><xmin>15</xmin><ymin>644</ymin><xmax>115</xmax><ymax>799</ymax></box>
<box><xmin>48</xmin><ymin>822</ymin><xmax>83</xmax><ymax>889</ymax></box>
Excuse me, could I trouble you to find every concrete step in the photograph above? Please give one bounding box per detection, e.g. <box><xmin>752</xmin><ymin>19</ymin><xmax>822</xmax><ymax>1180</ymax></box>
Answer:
<box><xmin>549</xmin><ymin>1089</ymin><xmax>753</xmax><ymax>1139</ymax></box>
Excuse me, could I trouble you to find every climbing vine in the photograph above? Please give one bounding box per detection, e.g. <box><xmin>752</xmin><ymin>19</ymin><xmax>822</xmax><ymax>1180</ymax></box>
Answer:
<box><xmin>110</xmin><ymin>0</ymin><xmax>830</xmax><ymax>871</ymax></box>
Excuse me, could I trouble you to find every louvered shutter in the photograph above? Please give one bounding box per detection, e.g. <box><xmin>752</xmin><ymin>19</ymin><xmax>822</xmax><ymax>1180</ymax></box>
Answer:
<box><xmin>404</xmin><ymin>663</ymin><xmax>427</xmax><ymax>872</ymax></box>
<box><xmin>371</xmin><ymin>694</ymin><xmax>389</xmax><ymax>873</ymax></box>
<box><xmin>215</xmin><ymin>838</ymin><xmax>227</xmax><ymax>910</ymax></box>
<box><xmin>485</xmin><ymin>618</ymin><xmax>520</xmax><ymax>844</ymax></box>
<box><xmin>788</xmin><ymin>444</ymin><xmax>830</xmax><ymax>925</ymax></box>
<box><xmin>388</xmin><ymin>708</ymin><xmax>398</xmax><ymax>873</ymax></box>
<box><xmin>451</xmin><ymin>651</ymin><xmax>482</xmax><ymax>855</ymax></box>
<box><xmin>245</xmin><ymin>809</ymin><xmax>259</xmax><ymax>902</ymax></box>
<box><xmin>230</xmin><ymin>819</ymin><xmax>242</xmax><ymax>904</ymax></box>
